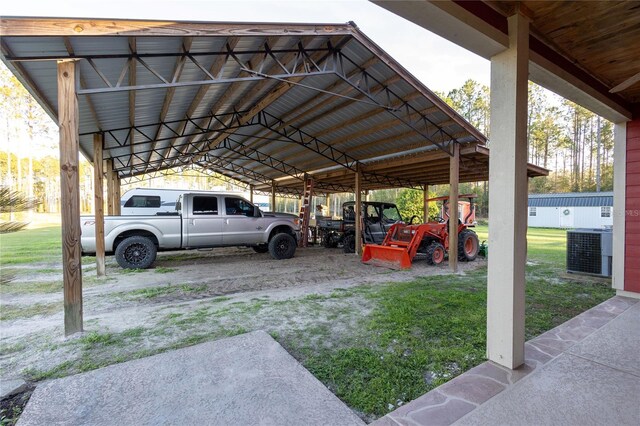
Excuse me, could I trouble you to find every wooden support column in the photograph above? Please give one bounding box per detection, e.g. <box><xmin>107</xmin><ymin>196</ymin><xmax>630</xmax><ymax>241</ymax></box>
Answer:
<box><xmin>93</xmin><ymin>134</ymin><xmax>106</xmax><ymax>277</ymax></box>
<box><xmin>271</xmin><ymin>181</ymin><xmax>277</xmax><ymax>212</ymax></box>
<box><xmin>325</xmin><ymin>194</ymin><xmax>331</xmax><ymax>216</ymax></box>
<box><xmin>487</xmin><ymin>12</ymin><xmax>529</xmax><ymax>369</ymax></box>
<box><xmin>249</xmin><ymin>185</ymin><xmax>254</xmax><ymax>203</ymax></box>
<box><xmin>355</xmin><ymin>166</ymin><xmax>363</xmax><ymax>255</ymax></box>
<box><xmin>423</xmin><ymin>184</ymin><xmax>429</xmax><ymax>223</ymax></box>
<box><xmin>58</xmin><ymin>59</ymin><xmax>83</xmax><ymax>336</ymax></box>
<box><xmin>449</xmin><ymin>144</ymin><xmax>459</xmax><ymax>272</ymax></box>
<box><xmin>106</xmin><ymin>159</ymin><xmax>115</xmax><ymax>215</ymax></box>
<box><xmin>113</xmin><ymin>176</ymin><xmax>121</xmax><ymax>215</ymax></box>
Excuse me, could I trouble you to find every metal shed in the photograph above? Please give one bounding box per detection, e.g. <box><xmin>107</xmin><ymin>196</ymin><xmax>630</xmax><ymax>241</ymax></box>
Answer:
<box><xmin>528</xmin><ymin>192</ymin><xmax>614</xmax><ymax>229</ymax></box>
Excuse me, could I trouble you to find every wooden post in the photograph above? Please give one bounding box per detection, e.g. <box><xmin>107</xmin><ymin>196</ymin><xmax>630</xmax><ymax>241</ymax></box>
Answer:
<box><xmin>58</xmin><ymin>59</ymin><xmax>83</xmax><ymax>336</ymax></box>
<box><xmin>114</xmin><ymin>176</ymin><xmax>121</xmax><ymax>215</ymax></box>
<box><xmin>106</xmin><ymin>159</ymin><xmax>114</xmax><ymax>215</ymax></box>
<box><xmin>93</xmin><ymin>134</ymin><xmax>106</xmax><ymax>277</ymax></box>
<box><xmin>355</xmin><ymin>166</ymin><xmax>362</xmax><ymax>255</ymax></box>
<box><xmin>423</xmin><ymin>184</ymin><xmax>429</xmax><ymax>223</ymax></box>
<box><xmin>449</xmin><ymin>143</ymin><xmax>460</xmax><ymax>272</ymax></box>
<box><xmin>249</xmin><ymin>185</ymin><xmax>254</xmax><ymax>203</ymax></box>
<box><xmin>271</xmin><ymin>181</ymin><xmax>277</xmax><ymax>212</ymax></box>
<box><xmin>325</xmin><ymin>194</ymin><xmax>331</xmax><ymax>216</ymax></box>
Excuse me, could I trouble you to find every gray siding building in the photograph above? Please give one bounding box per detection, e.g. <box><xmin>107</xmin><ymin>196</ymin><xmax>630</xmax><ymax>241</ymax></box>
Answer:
<box><xmin>528</xmin><ymin>192</ymin><xmax>613</xmax><ymax>229</ymax></box>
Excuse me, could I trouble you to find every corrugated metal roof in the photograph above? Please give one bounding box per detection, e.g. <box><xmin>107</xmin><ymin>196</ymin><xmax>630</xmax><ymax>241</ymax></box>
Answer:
<box><xmin>1</xmin><ymin>18</ymin><xmax>547</xmax><ymax>195</ymax></box>
<box><xmin>528</xmin><ymin>192</ymin><xmax>613</xmax><ymax>207</ymax></box>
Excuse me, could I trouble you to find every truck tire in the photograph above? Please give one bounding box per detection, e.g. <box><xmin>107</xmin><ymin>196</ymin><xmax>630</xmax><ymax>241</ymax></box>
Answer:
<box><xmin>268</xmin><ymin>233</ymin><xmax>296</xmax><ymax>260</ymax></box>
<box><xmin>458</xmin><ymin>230</ymin><xmax>479</xmax><ymax>261</ymax></box>
<box><xmin>425</xmin><ymin>241</ymin><xmax>445</xmax><ymax>265</ymax></box>
<box><xmin>343</xmin><ymin>234</ymin><xmax>356</xmax><ymax>253</ymax></box>
<box><xmin>252</xmin><ymin>244</ymin><xmax>269</xmax><ymax>253</ymax></box>
<box><xmin>115</xmin><ymin>235</ymin><xmax>157</xmax><ymax>269</ymax></box>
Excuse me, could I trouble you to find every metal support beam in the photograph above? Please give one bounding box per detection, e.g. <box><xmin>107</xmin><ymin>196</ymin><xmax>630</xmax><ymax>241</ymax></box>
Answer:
<box><xmin>249</xmin><ymin>185</ymin><xmax>254</xmax><ymax>203</ymax></box>
<box><xmin>93</xmin><ymin>133</ymin><xmax>106</xmax><ymax>277</ymax></box>
<box><xmin>58</xmin><ymin>59</ymin><xmax>83</xmax><ymax>336</ymax></box>
<box><xmin>355</xmin><ymin>164</ymin><xmax>362</xmax><ymax>255</ymax></box>
<box><xmin>449</xmin><ymin>144</ymin><xmax>459</xmax><ymax>272</ymax></box>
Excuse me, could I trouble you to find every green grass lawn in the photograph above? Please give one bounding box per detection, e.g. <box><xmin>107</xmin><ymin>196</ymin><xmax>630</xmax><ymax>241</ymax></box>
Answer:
<box><xmin>0</xmin><ymin>225</ymin><xmax>615</xmax><ymax>421</ymax></box>
<box><xmin>0</xmin><ymin>226</ymin><xmax>62</xmax><ymax>266</ymax></box>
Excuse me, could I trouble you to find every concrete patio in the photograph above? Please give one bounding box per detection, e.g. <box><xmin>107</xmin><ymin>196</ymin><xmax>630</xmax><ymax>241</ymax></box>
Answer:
<box><xmin>17</xmin><ymin>330</ymin><xmax>364</xmax><ymax>426</ymax></box>
<box><xmin>374</xmin><ymin>295</ymin><xmax>640</xmax><ymax>426</ymax></box>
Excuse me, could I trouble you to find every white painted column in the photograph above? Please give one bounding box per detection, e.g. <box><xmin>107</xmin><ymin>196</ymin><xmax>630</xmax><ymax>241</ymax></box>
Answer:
<box><xmin>487</xmin><ymin>13</ymin><xmax>529</xmax><ymax>369</ymax></box>
<box><xmin>612</xmin><ymin>122</ymin><xmax>627</xmax><ymax>292</ymax></box>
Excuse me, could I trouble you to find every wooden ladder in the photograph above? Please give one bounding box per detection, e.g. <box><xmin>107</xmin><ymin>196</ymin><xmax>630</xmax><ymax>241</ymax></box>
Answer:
<box><xmin>298</xmin><ymin>175</ymin><xmax>315</xmax><ymax>247</ymax></box>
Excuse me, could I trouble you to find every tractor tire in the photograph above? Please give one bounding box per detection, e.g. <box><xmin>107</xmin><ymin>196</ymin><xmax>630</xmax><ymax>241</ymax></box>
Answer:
<box><xmin>115</xmin><ymin>235</ymin><xmax>157</xmax><ymax>269</ymax></box>
<box><xmin>342</xmin><ymin>234</ymin><xmax>356</xmax><ymax>254</ymax></box>
<box><xmin>425</xmin><ymin>241</ymin><xmax>445</xmax><ymax>265</ymax></box>
<box><xmin>268</xmin><ymin>233</ymin><xmax>296</xmax><ymax>260</ymax></box>
<box><xmin>458</xmin><ymin>230</ymin><xmax>479</xmax><ymax>261</ymax></box>
<box><xmin>252</xmin><ymin>244</ymin><xmax>269</xmax><ymax>253</ymax></box>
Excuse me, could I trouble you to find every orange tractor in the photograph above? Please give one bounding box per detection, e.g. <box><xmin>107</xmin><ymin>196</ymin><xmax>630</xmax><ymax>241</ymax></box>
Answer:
<box><xmin>362</xmin><ymin>194</ymin><xmax>480</xmax><ymax>269</ymax></box>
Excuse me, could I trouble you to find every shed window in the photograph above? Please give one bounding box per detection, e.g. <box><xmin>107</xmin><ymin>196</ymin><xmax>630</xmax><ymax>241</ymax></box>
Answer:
<box><xmin>601</xmin><ymin>206</ymin><xmax>611</xmax><ymax>218</ymax></box>
<box><xmin>529</xmin><ymin>207</ymin><xmax>536</xmax><ymax>217</ymax></box>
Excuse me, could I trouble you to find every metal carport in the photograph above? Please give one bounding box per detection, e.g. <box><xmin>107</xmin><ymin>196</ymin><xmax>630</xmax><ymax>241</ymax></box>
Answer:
<box><xmin>1</xmin><ymin>18</ymin><xmax>546</xmax><ymax>334</ymax></box>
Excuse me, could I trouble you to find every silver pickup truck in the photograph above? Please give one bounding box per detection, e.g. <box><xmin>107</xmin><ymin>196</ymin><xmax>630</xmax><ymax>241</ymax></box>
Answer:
<box><xmin>81</xmin><ymin>193</ymin><xmax>301</xmax><ymax>269</ymax></box>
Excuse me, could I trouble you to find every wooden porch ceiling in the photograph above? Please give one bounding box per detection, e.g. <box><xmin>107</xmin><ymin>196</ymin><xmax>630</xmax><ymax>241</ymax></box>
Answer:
<box><xmin>491</xmin><ymin>1</ymin><xmax>640</xmax><ymax>104</ymax></box>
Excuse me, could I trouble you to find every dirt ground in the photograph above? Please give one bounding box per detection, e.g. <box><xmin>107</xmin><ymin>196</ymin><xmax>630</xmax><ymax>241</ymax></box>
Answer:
<box><xmin>0</xmin><ymin>245</ymin><xmax>484</xmax><ymax>381</ymax></box>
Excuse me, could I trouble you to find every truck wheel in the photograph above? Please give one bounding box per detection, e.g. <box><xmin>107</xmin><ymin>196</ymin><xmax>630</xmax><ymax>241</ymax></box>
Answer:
<box><xmin>252</xmin><ymin>245</ymin><xmax>269</xmax><ymax>253</ymax></box>
<box><xmin>268</xmin><ymin>233</ymin><xmax>296</xmax><ymax>260</ymax></box>
<box><xmin>115</xmin><ymin>236</ymin><xmax>157</xmax><ymax>269</ymax></box>
<box><xmin>458</xmin><ymin>230</ymin><xmax>479</xmax><ymax>261</ymax></box>
<box><xmin>342</xmin><ymin>234</ymin><xmax>356</xmax><ymax>253</ymax></box>
<box><xmin>425</xmin><ymin>241</ymin><xmax>445</xmax><ymax>265</ymax></box>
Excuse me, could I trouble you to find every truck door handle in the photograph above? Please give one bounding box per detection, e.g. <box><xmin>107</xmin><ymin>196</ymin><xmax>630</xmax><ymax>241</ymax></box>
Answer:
<box><xmin>225</xmin><ymin>219</ymin><xmax>230</xmax><ymax>225</ymax></box>
<box><xmin>190</xmin><ymin>219</ymin><xmax>196</xmax><ymax>226</ymax></box>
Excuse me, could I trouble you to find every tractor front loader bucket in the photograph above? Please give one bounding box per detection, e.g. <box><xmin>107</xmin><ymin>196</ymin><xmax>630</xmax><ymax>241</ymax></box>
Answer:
<box><xmin>362</xmin><ymin>244</ymin><xmax>412</xmax><ymax>269</ymax></box>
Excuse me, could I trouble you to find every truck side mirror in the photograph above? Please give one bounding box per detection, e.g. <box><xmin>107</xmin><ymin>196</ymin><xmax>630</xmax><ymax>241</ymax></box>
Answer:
<box><xmin>254</xmin><ymin>206</ymin><xmax>262</xmax><ymax>217</ymax></box>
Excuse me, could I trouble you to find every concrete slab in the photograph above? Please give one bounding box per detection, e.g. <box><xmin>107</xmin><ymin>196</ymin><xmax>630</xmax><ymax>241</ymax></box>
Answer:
<box><xmin>1</xmin><ymin>379</ymin><xmax>27</xmax><ymax>400</ymax></box>
<box><xmin>568</xmin><ymin>301</ymin><xmax>640</xmax><ymax>376</ymax></box>
<box><xmin>454</xmin><ymin>352</ymin><xmax>640</xmax><ymax>426</ymax></box>
<box><xmin>18</xmin><ymin>331</ymin><xmax>364</xmax><ymax>426</ymax></box>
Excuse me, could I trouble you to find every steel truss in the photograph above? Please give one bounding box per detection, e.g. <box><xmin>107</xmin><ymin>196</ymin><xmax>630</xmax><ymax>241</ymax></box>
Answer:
<box><xmin>104</xmin><ymin>105</ymin><xmax>423</xmax><ymax>190</ymax></box>
<box><xmin>331</xmin><ymin>49</ymin><xmax>458</xmax><ymax>154</ymax></box>
<box><xmin>53</xmin><ymin>38</ymin><xmax>461</xmax><ymax>188</ymax></box>
<box><xmin>10</xmin><ymin>37</ymin><xmax>461</xmax><ymax>152</ymax></box>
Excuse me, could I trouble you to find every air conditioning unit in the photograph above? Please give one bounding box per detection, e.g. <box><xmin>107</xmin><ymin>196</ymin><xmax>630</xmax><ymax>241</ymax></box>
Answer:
<box><xmin>566</xmin><ymin>229</ymin><xmax>612</xmax><ymax>277</ymax></box>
